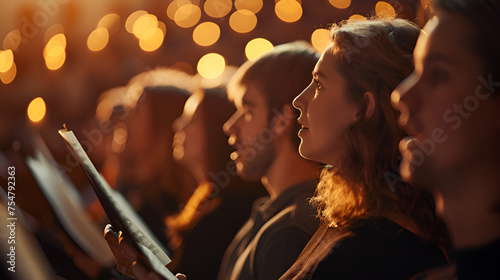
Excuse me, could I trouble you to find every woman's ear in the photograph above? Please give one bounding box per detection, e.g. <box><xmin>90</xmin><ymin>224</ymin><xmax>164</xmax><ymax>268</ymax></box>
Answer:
<box><xmin>363</xmin><ymin>92</ymin><xmax>376</xmax><ymax>119</ymax></box>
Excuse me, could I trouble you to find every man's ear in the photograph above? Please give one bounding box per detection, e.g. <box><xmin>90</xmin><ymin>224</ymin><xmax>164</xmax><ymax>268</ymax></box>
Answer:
<box><xmin>363</xmin><ymin>92</ymin><xmax>376</xmax><ymax>120</ymax></box>
<box><xmin>271</xmin><ymin>104</ymin><xmax>295</xmax><ymax>135</ymax></box>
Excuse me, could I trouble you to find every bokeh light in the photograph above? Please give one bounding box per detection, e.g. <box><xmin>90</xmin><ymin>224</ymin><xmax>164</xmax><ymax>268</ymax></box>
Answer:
<box><xmin>44</xmin><ymin>33</ymin><xmax>66</xmax><ymax>70</ymax></box>
<box><xmin>98</xmin><ymin>13</ymin><xmax>121</xmax><ymax>34</ymax></box>
<box><xmin>0</xmin><ymin>61</ymin><xmax>16</xmax><ymax>84</ymax></box>
<box><xmin>193</xmin><ymin>22</ymin><xmax>220</xmax><ymax>46</ymax></box>
<box><xmin>275</xmin><ymin>0</ymin><xmax>303</xmax><ymax>23</ymax></box>
<box><xmin>311</xmin><ymin>29</ymin><xmax>331</xmax><ymax>53</ymax></box>
<box><xmin>44</xmin><ymin>24</ymin><xmax>64</xmax><ymax>44</ymax></box>
<box><xmin>375</xmin><ymin>1</ymin><xmax>396</xmax><ymax>18</ymax></box>
<box><xmin>197</xmin><ymin>53</ymin><xmax>225</xmax><ymax>79</ymax></box>
<box><xmin>349</xmin><ymin>14</ymin><xmax>367</xmax><ymax>21</ymax></box>
<box><xmin>27</xmin><ymin>97</ymin><xmax>46</xmax><ymax>123</ymax></box>
<box><xmin>229</xmin><ymin>10</ymin><xmax>257</xmax><ymax>33</ymax></box>
<box><xmin>245</xmin><ymin>38</ymin><xmax>274</xmax><ymax>61</ymax></box>
<box><xmin>125</xmin><ymin>10</ymin><xmax>148</xmax><ymax>33</ymax></box>
<box><xmin>0</xmin><ymin>49</ymin><xmax>14</xmax><ymax>73</ymax></box>
<box><xmin>329</xmin><ymin>0</ymin><xmax>351</xmax><ymax>9</ymax></box>
<box><xmin>133</xmin><ymin>14</ymin><xmax>158</xmax><ymax>38</ymax></box>
<box><xmin>139</xmin><ymin>28</ymin><xmax>164</xmax><ymax>52</ymax></box>
<box><xmin>3</xmin><ymin>30</ymin><xmax>21</xmax><ymax>51</ymax></box>
<box><xmin>174</xmin><ymin>4</ymin><xmax>202</xmax><ymax>28</ymax></box>
<box><xmin>87</xmin><ymin>28</ymin><xmax>109</xmax><ymax>52</ymax></box>
<box><xmin>235</xmin><ymin>0</ymin><xmax>263</xmax><ymax>13</ymax></box>
<box><xmin>204</xmin><ymin>0</ymin><xmax>232</xmax><ymax>18</ymax></box>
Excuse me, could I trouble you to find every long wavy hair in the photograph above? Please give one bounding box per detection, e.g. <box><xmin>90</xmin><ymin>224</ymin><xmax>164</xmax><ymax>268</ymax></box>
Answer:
<box><xmin>310</xmin><ymin>18</ymin><xmax>441</xmax><ymax>240</ymax></box>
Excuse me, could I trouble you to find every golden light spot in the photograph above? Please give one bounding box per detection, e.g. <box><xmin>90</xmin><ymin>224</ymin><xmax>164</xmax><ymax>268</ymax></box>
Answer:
<box><xmin>45</xmin><ymin>51</ymin><xmax>66</xmax><ymax>70</ymax></box>
<box><xmin>27</xmin><ymin>97</ymin><xmax>46</xmax><ymax>123</ymax></box>
<box><xmin>329</xmin><ymin>0</ymin><xmax>351</xmax><ymax>9</ymax></box>
<box><xmin>158</xmin><ymin>21</ymin><xmax>167</xmax><ymax>35</ymax></box>
<box><xmin>204</xmin><ymin>0</ymin><xmax>232</xmax><ymax>18</ymax></box>
<box><xmin>376</xmin><ymin>1</ymin><xmax>396</xmax><ymax>18</ymax></box>
<box><xmin>275</xmin><ymin>0</ymin><xmax>303</xmax><ymax>23</ymax></box>
<box><xmin>235</xmin><ymin>0</ymin><xmax>263</xmax><ymax>13</ymax></box>
<box><xmin>421</xmin><ymin>0</ymin><xmax>430</xmax><ymax>9</ymax></box>
<box><xmin>87</xmin><ymin>28</ymin><xmax>109</xmax><ymax>52</ymax></box>
<box><xmin>193</xmin><ymin>22</ymin><xmax>220</xmax><ymax>46</ymax></box>
<box><xmin>167</xmin><ymin>0</ymin><xmax>201</xmax><ymax>20</ymax></box>
<box><xmin>229</xmin><ymin>10</ymin><xmax>257</xmax><ymax>33</ymax></box>
<box><xmin>3</xmin><ymin>30</ymin><xmax>21</xmax><ymax>51</ymax></box>
<box><xmin>245</xmin><ymin>38</ymin><xmax>274</xmax><ymax>61</ymax></box>
<box><xmin>139</xmin><ymin>28</ymin><xmax>164</xmax><ymax>52</ymax></box>
<box><xmin>44</xmin><ymin>24</ymin><xmax>64</xmax><ymax>44</ymax></box>
<box><xmin>133</xmin><ymin>14</ymin><xmax>158</xmax><ymax>38</ymax></box>
<box><xmin>125</xmin><ymin>10</ymin><xmax>148</xmax><ymax>34</ymax></box>
<box><xmin>311</xmin><ymin>29</ymin><xmax>331</xmax><ymax>53</ymax></box>
<box><xmin>349</xmin><ymin>14</ymin><xmax>367</xmax><ymax>21</ymax></box>
<box><xmin>197</xmin><ymin>53</ymin><xmax>225</xmax><ymax>79</ymax></box>
<box><xmin>44</xmin><ymin>34</ymin><xmax>66</xmax><ymax>70</ymax></box>
<box><xmin>0</xmin><ymin>50</ymin><xmax>14</xmax><ymax>73</ymax></box>
<box><xmin>175</xmin><ymin>4</ymin><xmax>202</xmax><ymax>28</ymax></box>
<box><xmin>0</xmin><ymin>61</ymin><xmax>16</xmax><ymax>84</ymax></box>
<box><xmin>98</xmin><ymin>13</ymin><xmax>121</xmax><ymax>34</ymax></box>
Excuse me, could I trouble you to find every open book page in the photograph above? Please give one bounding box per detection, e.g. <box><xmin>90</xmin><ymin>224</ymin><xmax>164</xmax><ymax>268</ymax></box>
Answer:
<box><xmin>59</xmin><ymin>128</ymin><xmax>176</xmax><ymax>279</ymax></box>
<box><xmin>26</xmin><ymin>146</ymin><xmax>115</xmax><ymax>267</ymax></box>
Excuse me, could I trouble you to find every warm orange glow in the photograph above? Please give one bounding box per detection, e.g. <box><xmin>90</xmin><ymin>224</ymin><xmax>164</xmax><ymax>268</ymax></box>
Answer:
<box><xmin>375</xmin><ymin>1</ymin><xmax>396</xmax><ymax>18</ymax></box>
<box><xmin>133</xmin><ymin>14</ymin><xmax>158</xmax><ymax>38</ymax></box>
<box><xmin>0</xmin><ymin>61</ymin><xmax>16</xmax><ymax>84</ymax></box>
<box><xmin>421</xmin><ymin>0</ymin><xmax>430</xmax><ymax>9</ymax></box>
<box><xmin>27</xmin><ymin>97</ymin><xmax>46</xmax><ymax>123</ymax></box>
<box><xmin>98</xmin><ymin>13</ymin><xmax>120</xmax><ymax>34</ymax></box>
<box><xmin>329</xmin><ymin>0</ymin><xmax>351</xmax><ymax>9</ymax></box>
<box><xmin>235</xmin><ymin>0</ymin><xmax>263</xmax><ymax>13</ymax></box>
<box><xmin>245</xmin><ymin>38</ymin><xmax>274</xmax><ymax>61</ymax></box>
<box><xmin>197</xmin><ymin>53</ymin><xmax>225</xmax><ymax>79</ymax></box>
<box><xmin>158</xmin><ymin>21</ymin><xmax>167</xmax><ymax>36</ymax></box>
<box><xmin>87</xmin><ymin>28</ymin><xmax>109</xmax><ymax>52</ymax></box>
<box><xmin>204</xmin><ymin>0</ymin><xmax>232</xmax><ymax>18</ymax></box>
<box><xmin>125</xmin><ymin>10</ymin><xmax>148</xmax><ymax>34</ymax></box>
<box><xmin>44</xmin><ymin>34</ymin><xmax>66</xmax><ymax>70</ymax></box>
<box><xmin>0</xmin><ymin>49</ymin><xmax>14</xmax><ymax>73</ymax></box>
<box><xmin>275</xmin><ymin>0</ymin><xmax>303</xmax><ymax>23</ymax></box>
<box><xmin>168</xmin><ymin>0</ymin><xmax>202</xmax><ymax>20</ymax></box>
<box><xmin>3</xmin><ymin>30</ymin><xmax>21</xmax><ymax>51</ymax></box>
<box><xmin>193</xmin><ymin>22</ymin><xmax>220</xmax><ymax>46</ymax></box>
<box><xmin>229</xmin><ymin>10</ymin><xmax>257</xmax><ymax>33</ymax></box>
<box><xmin>349</xmin><ymin>14</ymin><xmax>367</xmax><ymax>21</ymax></box>
<box><xmin>139</xmin><ymin>28</ymin><xmax>164</xmax><ymax>52</ymax></box>
<box><xmin>44</xmin><ymin>24</ymin><xmax>64</xmax><ymax>44</ymax></box>
<box><xmin>311</xmin><ymin>29</ymin><xmax>331</xmax><ymax>53</ymax></box>
<box><xmin>174</xmin><ymin>4</ymin><xmax>202</xmax><ymax>28</ymax></box>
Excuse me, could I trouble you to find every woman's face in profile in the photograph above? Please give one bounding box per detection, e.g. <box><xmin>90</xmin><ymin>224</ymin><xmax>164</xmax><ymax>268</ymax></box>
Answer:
<box><xmin>172</xmin><ymin>93</ymin><xmax>208</xmax><ymax>168</ymax></box>
<box><xmin>293</xmin><ymin>46</ymin><xmax>358</xmax><ymax>165</ymax></box>
<box><xmin>392</xmin><ymin>14</ymin><xmax>500</xmax><ymax>192</ymax></box>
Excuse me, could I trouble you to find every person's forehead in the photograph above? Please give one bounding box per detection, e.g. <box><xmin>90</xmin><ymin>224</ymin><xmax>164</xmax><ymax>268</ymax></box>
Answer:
<box><xmin>232</xmin><ymin>83</ymin><xmax>267</xmax><ymax>108</ymax></box>
<box><xmin>423</xmin><ymin>14</ymin><xmax>479</xmax><ymax>66</ymax></box>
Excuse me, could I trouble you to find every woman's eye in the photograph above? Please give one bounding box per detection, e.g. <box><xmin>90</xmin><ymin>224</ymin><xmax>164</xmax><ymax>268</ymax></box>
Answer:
<box><xmin>314</xmin><ymin>79</ymin><xmax>322</xmax><ymax>93</ymax></box>
<box><xmin>428</xmin><ymin>68</ymin><xmax>450</xmax><ymax>85</ymax></box>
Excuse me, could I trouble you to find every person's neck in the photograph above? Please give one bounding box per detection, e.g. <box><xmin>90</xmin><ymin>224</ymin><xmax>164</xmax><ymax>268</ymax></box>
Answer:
<box><xmin>439</xmin><ymin>163</ymin><xmax>500</xmax><ymax>250</ymax></box>
<box><xmin>261</xmin><ymin>146</ymin><xmax>318</xmax><ymax>200</ymax></box>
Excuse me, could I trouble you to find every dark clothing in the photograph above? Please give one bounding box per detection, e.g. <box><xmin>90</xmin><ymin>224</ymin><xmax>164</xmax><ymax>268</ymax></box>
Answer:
<box><xmin>454</xmin><ymin>238</ymin><xmax>500</xmax><ymax>279</ymax></box>
<box><xmin>218</xmin><ymin>180</ymin><xmax>319</xmax><ymax>280</ymax></box>
<box><xmin>281</xmin><ymin>217</ymin><xmax>448</xmax><ymax>280</ymax></box>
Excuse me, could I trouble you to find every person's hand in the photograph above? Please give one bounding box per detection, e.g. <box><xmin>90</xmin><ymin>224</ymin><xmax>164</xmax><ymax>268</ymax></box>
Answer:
<box><xmin>104</xmin><ymin>224</ymin><xmax>138</xmax><ymax>277</ymax></box>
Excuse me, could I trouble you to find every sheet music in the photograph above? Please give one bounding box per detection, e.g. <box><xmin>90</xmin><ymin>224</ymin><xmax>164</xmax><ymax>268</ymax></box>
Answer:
<box><xmin>26</xmin><ymin>147</ymin><xmax>115</xmax><ymax>266</ymax></box>
<box><xmin>59</xmin><ymin>128</ymin><xmax>176</xmax><ymax>279</ymax></box>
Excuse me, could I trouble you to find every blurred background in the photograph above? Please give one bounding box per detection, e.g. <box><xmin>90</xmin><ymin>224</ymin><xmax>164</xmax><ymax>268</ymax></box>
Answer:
<box><xmin>0</xmin><ymin>1</ymin><xmax>433</xmax><ymax>279</ymax></box>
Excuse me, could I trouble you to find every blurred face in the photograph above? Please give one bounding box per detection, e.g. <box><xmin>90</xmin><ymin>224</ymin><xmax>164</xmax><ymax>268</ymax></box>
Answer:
<box><xmin>392</xmin><ymin>14</ymin><xmax>500</xmax><ymax>190</ymax></box>
<box><xmin>223</xmin><ymin>85</ymin><xmax>275</xmax><ymax>181</ymax></box>
<box><xmin>172</xmin><ymin>93</ymin><xmax>208</xmax><ymax>169</ymax></box>
<box><xmin>293</xmin><ymin>46</ymin><xmax>358</xmax><ymax>165</ymax></box>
